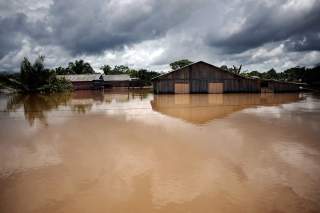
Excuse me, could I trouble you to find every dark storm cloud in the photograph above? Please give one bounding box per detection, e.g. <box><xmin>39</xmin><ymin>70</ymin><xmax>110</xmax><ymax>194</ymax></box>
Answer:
<box><xmin>207</xmin><ymin>1</ymin><xmax>320</xmax><ymax>53</ymax></box>
<box><xmin>0</xmin><ymin>0</ymin><xmax>320</xmax><ymax>72</ymax></box>
<box><xmin>46</xmin><ymin>0</ymin><xmax>204</xmax><ymax>55</ymax></box>
<box><xmin>0</xmin><ymin>13</ymin><xmax>28</xmax><ymax>58</ymax></box>
<box><xmin>0</xmin><ymin>12</ymin><xmax>50</xmax><ymax>59</ymax></box>
<box><xmin>0</xmin><ymin>0</ymin><xmax>205</xmax><ymax>58</ymax></box>
<box><xmin>285</xmin><ymin>33</ymin><xmax>320</xmax><ymax>52</ymax></box>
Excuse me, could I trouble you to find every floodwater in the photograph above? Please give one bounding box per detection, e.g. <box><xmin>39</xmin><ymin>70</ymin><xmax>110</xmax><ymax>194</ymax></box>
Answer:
<box><xmin>0</xmin><ymin>89</ymin><xmax>320</xmax><ymax>213</ymax></box>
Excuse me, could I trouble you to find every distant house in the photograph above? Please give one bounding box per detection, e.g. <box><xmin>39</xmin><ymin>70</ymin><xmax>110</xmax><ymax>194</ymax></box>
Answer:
<box><xmin>57</xmin><ymin>74</ymin><xmax>103</xmax><ymax>90</ymax></box>
<box><xmin>152</xmin><ymin>61</ymin><xmax>301</xmax><ymax>94</ymax></box>
<box><xmin>57</xmin><ymin>74</ymin><xmax>139</xmax><ymax>90</ymax></box>
<box><xmin>260</xmin><ymin>79</ymin><xmax>304</xmax><ymax>93</ymax></box>
<box><xmin>102</xmin><ymin>74</ymin><xmax>137</xmax><ymax>88</ymax></box>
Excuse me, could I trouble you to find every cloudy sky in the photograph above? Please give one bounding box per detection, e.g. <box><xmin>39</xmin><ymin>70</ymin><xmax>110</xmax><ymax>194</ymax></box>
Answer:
<box><xmin>0</xmin><ymin>0</ymin><xmax>320</xmax><ymax>72</ymax></box>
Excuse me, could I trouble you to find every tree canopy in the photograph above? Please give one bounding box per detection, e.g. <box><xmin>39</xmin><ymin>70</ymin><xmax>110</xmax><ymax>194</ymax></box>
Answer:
<box><xmin>99</xmin><ymin>64</ymin><xmax>161</xmax><ymax>85</ymax></box>
<box><xmin>220</xmin><ymin>65</ymin><xmax>242</xmax><ymax>75</ymax></box>
<box><xmin>0</xmin><ymin>56</ymin><xmax>72</xmax><ymax>93</ymax></box>
<box><xmin>68</xmin><ymin>60</ymin><xmax>95</xmax><ymax>74</ymax></box>
<box><xmin>54</xmin><ymin>60</ymin><xmax>95</xmax><ymax>75</ymax></box>
<box><xmin>220</xmin><ymin>64</ymin><xmax>320</xmax><ymax>88</ymax></box>
<box><xmin>242</xmin><ymin>66</ymin><xmax>320</xmax><ymax>87</ymax></box>
<box><xmin>170</xmin><ymin>59</ymin><xmax>193</xmax><ymax>70</ymax></box>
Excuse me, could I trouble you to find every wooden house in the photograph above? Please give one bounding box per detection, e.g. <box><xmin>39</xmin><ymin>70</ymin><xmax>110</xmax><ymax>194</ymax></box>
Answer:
<box><xmin>152</xmin><ymin>61</ymin><xmax>260</xmax><ymax>94</ymax></box>
<box><xmin>260</xmin><ymin>80</ymin><xmax>302</xmax><ymax>93</ymax></box>
<box><xmin>58</xmin><ymin>74</ymin><xmax>139</xmax><ymax>90</ymax></box>
<box><xmin>102</xmin><ymin>74</ymin><xmax>138</xmax><ymax>88</ymax></box>
<box><xmin>57</xmin><ymin>74</ymin><xmax>103</xmax><ymax>90</ymax></box>
<box><xmin>152</xmin><ymin>61</ymin><xmax>302</xmax><ymax>94</ymax></box>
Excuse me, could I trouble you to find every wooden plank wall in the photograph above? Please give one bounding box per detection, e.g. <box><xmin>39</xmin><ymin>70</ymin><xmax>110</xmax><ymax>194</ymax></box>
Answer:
<box><xmin>153</xmin><ymin>62</ymin><xmax>261</xmax><ymax>94</ymax></box>
<box><xmin>208</xmin><ymin>83</ymin><xmax>224</xmax><ymax>94</ymax></box>
<box><xmin>175</xmin><ymin>83</ymin><xmax>190</xmax><ymax>94</ymax></box>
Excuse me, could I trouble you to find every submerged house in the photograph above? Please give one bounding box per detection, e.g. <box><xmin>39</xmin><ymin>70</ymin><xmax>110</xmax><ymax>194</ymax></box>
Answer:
<box><xmin>102</xmin><ymin>74</ymin><xmax>137</xmax><ymax>88</ymax></box>
<box><xmin>58</xmin><ymin>74</ymin><xmax>139</xmax><ymax>90</ymax></box>
<box><xmin>57</xmin><ymin>74</ymin><xmax>103</xmax><ymax>90</ymax></box>
<box><xmin>260</xmin><ymin>79</ymin><xmax>303</xmax><ymax>93</ymax></box>
<box><xmin>152</xmin><ymin>61</ymin><xmax>301</xmax><ymax>94</ymax></box>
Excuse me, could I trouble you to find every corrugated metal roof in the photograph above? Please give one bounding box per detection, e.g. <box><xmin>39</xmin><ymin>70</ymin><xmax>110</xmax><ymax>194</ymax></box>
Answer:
<box><xmin>57</xmin><ymin>74</ymin><xmax>102</xmax><ymax>82</ymax></box>
<box><xmin>57</xmin><ymin>74</ymin><xmax>136</xmax><ymax>82</ymax></box>
<box><xmin>102</xmin><ymin>74</ymin><xmax>132</xmax><ymax>81</ymax></box>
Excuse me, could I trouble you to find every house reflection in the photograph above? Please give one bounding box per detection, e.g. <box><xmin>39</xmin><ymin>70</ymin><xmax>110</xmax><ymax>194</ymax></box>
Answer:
<box><xmin>151</xmin><ymin>93</ymin><xmax>302</xmax><ymax>124</ymax></box>
<box><xmin>70</xmin><ymin>91</ymin><xmax>103</xmax><ymax>114</ymax></box>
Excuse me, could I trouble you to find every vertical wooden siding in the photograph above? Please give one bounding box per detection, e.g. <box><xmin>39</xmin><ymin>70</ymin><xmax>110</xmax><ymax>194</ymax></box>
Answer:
<box><xmin>175</xmin><ymin>83</ymin><xmax>190</xmax><ymax>94</ymax></box>
<box><xmin>153</xmin><ymin>62</ymin><xmax>261</xmax><ymax>94</ymax></box>
<box><xmin>208</xmin><ymin>83</ymin><xmax>224</xmax><ymax>93</ymax></box>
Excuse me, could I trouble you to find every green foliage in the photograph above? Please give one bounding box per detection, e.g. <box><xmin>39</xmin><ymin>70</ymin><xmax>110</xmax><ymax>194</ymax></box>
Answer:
<box><xmin>54</xmin><ymin>66</ymin><xmax>70</xmax><ymax>75</ymax></box>
<box><xmin>131</xmin><ymin>69</ymin><xmax>160</xmax><ymax>85</ymax></box>
<box><xmin>67</xmin><ymin>60</ymin><xmax>95</xmax><ymax>74</ymax></box>
<box><xmin>0</xmin><ymin>56</ymin><xmax>72</xmax><ymax>93</ymax></box>
<box><xmin>100</xmin><ymin>65</ymin><xmax>112</xmax><ymax>75</ymax></box>
<box><xmin>220</xmin><ymin>65</ymin><xmax>242</xmax><ymax>75</ymax></box>
<box><xmin>265</xmin><ymin>68</ymin><xmax>278</xmax><ymax>79</ymax></box>
<box><xmin>53</xmin><ymin>60</ymin><xmax>95</xmax><ymax>75</ymax></box>
<box><xmin>37</xmin><ymin>77</ymin><xmax>72</xmax><ymax>93</ymax></box>
<box><xmin>244</xmin><ymin>65</ymin><xmax>320</xmax><ymax>86</ymax></box>
<box><xmin>99</xmin><ymin>64</ymin><xmax>161</xmax><ymax>85</ymax></box>
<box><xmin>113</xmin><ymin>65</ymin><xmax>130</xmax><ymax>74</ymax></box>
<box><xmin>170</xmin><ymin>59</ymin><xmax>193</xmax><ymax>70</ymax></box>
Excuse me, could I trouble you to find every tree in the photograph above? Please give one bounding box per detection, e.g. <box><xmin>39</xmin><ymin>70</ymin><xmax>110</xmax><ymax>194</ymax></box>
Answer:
<box><xmin>100</xmin><ymin>65</ymin><xmax>112</xmax><ymax>75</ymax></box>
<box><xmin>170</xmin><ymin>59</ymin><xmax>193</xmax><ymax>70</ymax></box>
<box><xmin>265</xmin><ymin>68</ymin><xmax>278</xmax><ymax>79</ymax></box>
<box><xmin>98</xmin><ymin>64</ymin><xmax>161</xmax><ymax>85</ymax></box>
<box><xmin>113</xmin><ymin>65</ymin><xmax>130</xmax><ymax>74</ymax></box>
<box><xmin>220</xmin><ymin>64</ymin><xmax>242</xmax><ymax>75</ymax></box>
<box><xmin>246</xmin><ymin>71</ymin><xmax>261</xmax><ymax>78</ymax></box>
<box><xmin>67</xmin><ymin>60</ymin><xmax>95</xmax><ymax>74</ymax></box>
<box><xmin>54</xmin><ymin>66</ymin><xmax>70</xmax><ymax>75</ymax></box>
<box><xmin>283</xmin><ymin>67</ymin><xmax>305</xmax><ymax>82</ymax></box>
<box><xmin>131</xmin><ymin>69</ymin><xmax>161</xmax><ymax>86</ymax></box>
<box><xmin>220</xmin><ymin>65</ymin><xmax>228</xmax><ymax>71</ymax></box>
<box><xmin>0</xmin><ymin>56</ymin><xmax>72</xmax><ymax>93</ymax></box>
<box><xmin>232</xmin><ymin>65</ymin><xmax>242</xmax><ymax>75</ymax></box>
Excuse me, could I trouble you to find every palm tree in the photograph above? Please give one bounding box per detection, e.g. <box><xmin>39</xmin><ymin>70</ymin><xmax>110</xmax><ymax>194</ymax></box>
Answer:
<box><xmin>0</xmin><ymin>56</ymin><xmax>72</xmax><ymax>93</ymax></box>
<box><xmin>68</xmin><ymin>60</ymin><xmax>95</xmax><ymax>74</ymax></box>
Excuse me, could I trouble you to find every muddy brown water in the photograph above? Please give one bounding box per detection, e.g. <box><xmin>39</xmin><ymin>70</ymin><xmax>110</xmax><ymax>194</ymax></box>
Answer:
<box><xmin>0</xmin><ymin>90</ymin><xmax>320</xmax><ymax>213</ymax></box>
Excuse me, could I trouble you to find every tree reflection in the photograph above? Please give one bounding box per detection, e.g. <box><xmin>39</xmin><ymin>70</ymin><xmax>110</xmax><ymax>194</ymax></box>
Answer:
<box><xmin>4</xmin><ymin>89</ymin><xmax>152</xmax><ymax>126</ymax></box>
<box><xmin>6</xmin><ymin>93</ymin><xmax>71</xmax><ymax>126</ymax></box>
<box><xmin>71</xmin><ymin>104</ymin><xmax>92</xmax><ymax>114</ymax></box>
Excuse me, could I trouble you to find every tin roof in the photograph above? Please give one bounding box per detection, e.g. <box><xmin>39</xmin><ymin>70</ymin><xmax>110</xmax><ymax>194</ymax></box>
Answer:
<box><xmin>102</xmin><ymin>74</ymin><xmax>132</xmax><ymax>81</ymax></box>
<box><xmin>57</xmin><ymin>74</ymin><xmax>102</xmax><ymax>82</ymax></box>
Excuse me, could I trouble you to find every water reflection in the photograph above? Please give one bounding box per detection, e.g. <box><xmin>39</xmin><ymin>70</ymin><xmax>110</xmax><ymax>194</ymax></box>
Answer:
<box><xmin>1</xmin><ymin>92</ymin><xmax>320</xmax><ymax>213</ymax></box>
<box><xmin>5</xmin><ymin>89</ymin><xmax>152</xmax><ymax>126</ymax></box>
<box><xmin>151</xmin><ymin>93</ymin><xmax>302</xmax><ymax>124</ymax></box>
<box><xmin>6</xmin><ymin>93</ymin><xmax>71</xmax><ymax>126</ymax></box>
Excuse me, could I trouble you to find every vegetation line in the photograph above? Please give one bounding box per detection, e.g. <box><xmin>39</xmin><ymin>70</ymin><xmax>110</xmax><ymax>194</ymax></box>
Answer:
<box><xmin>1</xmin><ymin>58</ymin><xmax>320</xmax><ymax>93</ymax></box>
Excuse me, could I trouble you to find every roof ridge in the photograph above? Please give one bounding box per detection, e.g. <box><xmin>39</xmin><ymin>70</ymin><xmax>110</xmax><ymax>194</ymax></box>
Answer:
<box><xmin>151</xmin><ymin>61</ymin><xmax>248</xmax><ymax>80</ymax></box>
